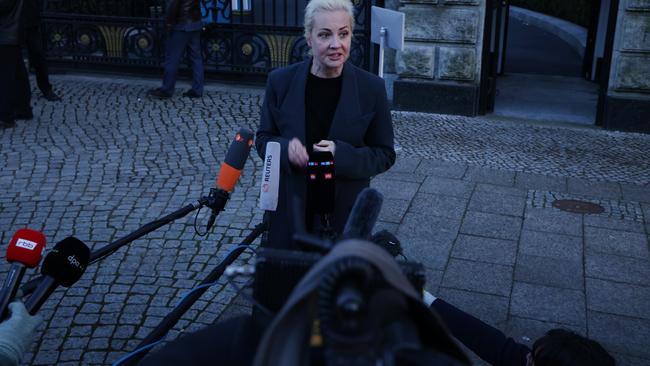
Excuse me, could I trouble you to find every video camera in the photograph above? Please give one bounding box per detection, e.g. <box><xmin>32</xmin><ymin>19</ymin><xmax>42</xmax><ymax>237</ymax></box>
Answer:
<box><xmin>249</xmin><ymin>189</ymin><xmax>470</xmax><ymax>366</ymax></box>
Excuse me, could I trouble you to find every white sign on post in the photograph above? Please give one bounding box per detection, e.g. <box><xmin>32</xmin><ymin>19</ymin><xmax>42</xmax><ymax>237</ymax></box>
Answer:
<box><xmin>371</xmin><ymin>6</ymin><xmax>405</xmax><ymax>78</ymax></box>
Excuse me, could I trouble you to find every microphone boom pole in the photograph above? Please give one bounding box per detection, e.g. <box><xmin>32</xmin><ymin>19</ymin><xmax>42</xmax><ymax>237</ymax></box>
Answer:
<box><xmin>121</xmin><ymin>220</ymin><xmax>267</xmax><ymax>366</ymax></box>
<box><xmin>20</xmin><ymin>195</ymin><xmax>224</xmax><ymax>295</ymax></box>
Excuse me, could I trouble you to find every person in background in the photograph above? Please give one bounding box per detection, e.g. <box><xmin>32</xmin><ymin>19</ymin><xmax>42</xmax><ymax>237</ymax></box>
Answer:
<box><xmin>148</xmin><ymin>0</ymin><xmax>204</xmax><ymax>99</ymax></box>
<box><xmin>0</xmin><ymin>0</ymin><xmax>32</xmax><ymax>128</ymax></box>
<box><xmin>422</xmin><ymin>291</ymin><xmax>616</xmax><ymax>366</ymax></box>
<box><xmin>255</xmin><ymin>0</ymin><xmax>395</xmax><ymax>249</ymax></box>
<box><xmin>21</xmin><ymin>0</ymin><xmax>62</xmax><ymax>102</ymax></box>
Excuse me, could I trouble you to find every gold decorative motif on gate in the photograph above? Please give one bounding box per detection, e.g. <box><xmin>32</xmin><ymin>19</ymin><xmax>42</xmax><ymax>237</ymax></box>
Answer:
<box><xmin>241</xmin><ymin>43</ymin><xmax>253</xmax><ymax>56</ymax></box>
<box><xmin>98</xmin><ymin>25</ymin><xmax>128</xmax><ymax>57</ymax></box>
<box><xmin>79</xmin><ymin>34</ymin><xmax>90</xmax><ymax>46</ymax></box>
<box><xmin>137</xmin><ymin>36</ymin><xmax>149</xmax><ymax>49</ymax></box>
<box><xmin>262</xmin><ymin>34</ymin><xmax>296</xmax><ymax>68</ymax></box>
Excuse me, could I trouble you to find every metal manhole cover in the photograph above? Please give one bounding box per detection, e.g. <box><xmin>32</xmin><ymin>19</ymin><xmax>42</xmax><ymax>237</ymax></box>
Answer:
<box><xmin>552</xmin><ymin>199</ymin><xmax>605</xmax><ymax>214</ymax></box>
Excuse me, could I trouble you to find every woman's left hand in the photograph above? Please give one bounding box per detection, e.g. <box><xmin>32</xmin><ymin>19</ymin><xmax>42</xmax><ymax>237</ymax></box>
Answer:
<box><xmin>313</xmin><ymin>140</ymin><xmax>336</xmax><ymax>156</ymax></box>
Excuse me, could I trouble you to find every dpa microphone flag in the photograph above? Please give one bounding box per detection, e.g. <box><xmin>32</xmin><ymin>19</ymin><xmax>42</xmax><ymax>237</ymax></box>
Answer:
<box><xmin>259</xmin><ymin>141</ymin><xmax>280</xmax><ymax>211</ymax></box>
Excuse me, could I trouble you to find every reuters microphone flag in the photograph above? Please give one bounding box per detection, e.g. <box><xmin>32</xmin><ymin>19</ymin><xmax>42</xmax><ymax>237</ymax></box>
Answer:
<box><xmin>259</xmin><ymin>141</ymin><xmax>280</xmax><ymax>211</ymax></box>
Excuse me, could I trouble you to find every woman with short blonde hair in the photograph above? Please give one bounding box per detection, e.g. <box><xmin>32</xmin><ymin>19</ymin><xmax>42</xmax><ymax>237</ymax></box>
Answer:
<box><xmin>303</xmin><ymin>0</ymin><xmax>355</xmax><ymax>38</ymax></box>
<box><xmin>256</xmin><ymin>0</ymin><xmax>395</xmax><ymax>249</ymax></box>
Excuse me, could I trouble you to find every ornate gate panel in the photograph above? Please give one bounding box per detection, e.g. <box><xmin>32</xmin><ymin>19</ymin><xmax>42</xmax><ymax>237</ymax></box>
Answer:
<box><xmin>42</xmin><ymin>0</ymin><xmax>381</xmax><ymax>75</ymax></box>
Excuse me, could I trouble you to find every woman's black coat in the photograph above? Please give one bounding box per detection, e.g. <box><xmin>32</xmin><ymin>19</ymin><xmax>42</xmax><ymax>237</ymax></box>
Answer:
<box><xmin>256</xmin><ymin>59</ymin><xmax>395</xmax><ymax>249</ymax></box>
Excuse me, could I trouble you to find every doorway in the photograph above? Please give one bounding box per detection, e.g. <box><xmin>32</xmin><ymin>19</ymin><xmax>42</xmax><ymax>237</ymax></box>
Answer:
<box><xmin>479</xmin><ymin>0</ymin><xmax>618</xmax><ymax>126</ymax></box>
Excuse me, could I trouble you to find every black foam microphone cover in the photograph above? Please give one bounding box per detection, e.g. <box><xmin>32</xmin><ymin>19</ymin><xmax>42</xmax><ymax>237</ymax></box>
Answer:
<box><xmin>41</xmin><ymin>237</ymin><xmax>90</xmax><ymax>287</ymax></box>
<box><xmin>341</xmin><ymin>188</ymin><xmax>383</xmax><ymax>240</ymax></box>
<box><xmin>25</xmin><ymin>237</ymin><xmax>90</xmax><ymax>314</ymax></box>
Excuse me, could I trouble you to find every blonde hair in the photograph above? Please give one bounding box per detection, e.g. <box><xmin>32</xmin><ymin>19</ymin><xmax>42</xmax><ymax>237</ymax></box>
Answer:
<box><xmin>303</xmin><ymin>0</ymin><xmax>355</xmax><ymax>38</ymax></box>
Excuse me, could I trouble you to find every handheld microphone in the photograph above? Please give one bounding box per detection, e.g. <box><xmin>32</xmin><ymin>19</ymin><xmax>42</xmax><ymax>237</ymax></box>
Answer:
<box><xmin>24</xmin><ymin>237</ymin><xmax>90</xmax><ymax>315</ymax></box>
<box><xmin>340</xmin><ymin>188</ymin><xmax>384</xmax><ymax>240</ymax></box>
<box><xmin>0</xmin><ymin>229</ymin><xmax>46</xmax><ymax>320</ymax></box>
<box><xmin>259</xmin><ymin>141</ymin><xmax>280</xmax><ymax>212</ymax></box>
<box><xmin>307</xmin><ymin>151</ymin><xmax>335</xmax><ymax>215</ymax></box>
<box><xmin>206</xmin><ymin>128</ymin><xmax>254</xmax><ymax>231</ymax></box>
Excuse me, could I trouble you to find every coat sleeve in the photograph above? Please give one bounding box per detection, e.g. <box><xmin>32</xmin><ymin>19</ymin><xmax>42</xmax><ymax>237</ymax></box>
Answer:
<box><xmin>334</xmin><ymin>79</ymin><xmax>395</xmax><ymax>180</ymax></box>
<box><xmin>255</xmin><ymin>73</ymin><xmax>293</xmax><ymax>175</ymax></box>
<box><xmin>431</xmin><ymin>299</ymin><xmax>530</xmax><ymax>366</ymax></box>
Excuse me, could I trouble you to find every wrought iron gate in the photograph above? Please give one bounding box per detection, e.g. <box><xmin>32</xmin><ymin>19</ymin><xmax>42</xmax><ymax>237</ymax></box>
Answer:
<box><xmin>42</xmin><ymin>0</ymin><xmax>382</xmax><ymax>76</ymax></box>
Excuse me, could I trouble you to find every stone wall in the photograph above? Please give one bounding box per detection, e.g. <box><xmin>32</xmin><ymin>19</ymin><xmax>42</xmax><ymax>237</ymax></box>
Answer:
<box><xmin>392</xmin><ymin>0</ymin><xmax>485</xmax><ymax>115</ymax></box>
<box><xmin>603</xmin><ymin>0</ymin><xmax>650</xmax><ymax>132</ymax></box>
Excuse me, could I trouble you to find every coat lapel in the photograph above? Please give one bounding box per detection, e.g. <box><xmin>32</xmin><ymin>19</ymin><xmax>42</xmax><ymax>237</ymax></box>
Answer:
<box><xmin>279</xmin><ymin>59</ymin><xmax>310</xmax><ymax>144</ymax></box>
<box><xmin>328</xmin><ymin>62</ymin><xmax>360</xmax><ymax>141</ymax></box>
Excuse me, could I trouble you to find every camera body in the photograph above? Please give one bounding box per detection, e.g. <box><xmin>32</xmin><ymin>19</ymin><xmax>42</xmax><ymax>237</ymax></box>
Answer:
<box><xmin>253</xmin><ymin>248</ymin><xmax>426</xmax><ymax>315</ymax></box>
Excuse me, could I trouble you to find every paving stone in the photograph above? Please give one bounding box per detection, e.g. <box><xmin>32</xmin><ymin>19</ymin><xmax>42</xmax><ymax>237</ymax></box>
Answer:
<box><xmin>515</xmin><ymin>254</ymin><xmax>583</xmax><ymax>290</ymax></box>
<box><xmin>415</xmin><ymin>160</ymin><xmax>467</xmax><ymax>179</ymax></box>
<box><xmin>82</xmin><ymin>352</ymin><xmax>107</xmax><ymax>364</ymax></box>
<box><xmin>463</xmin><ymin>166</ymin><xmax>515</xmax><ymax>186</ymax></box>
<box><xmin>585</xmin><ymin>227</ymin><xmax>649</xmax><ymax>259</ymax></box>
<box><xmin>420</xmin><ymin>176</ymin><xmax>474</xmax><ymax>198</ymax></box>
<box><xmin>515</xmin><ymin>172</ymin><xmax>567</xmax><ymax>192</ymax></box>
<box><xmin>468</xmin><ymin>190</ymin><xmax>526</xmax><ymax>217</ymax></box>
<box><xmin>398</xmin><ymin>212</ymin><xmax>461</xmax><ymax>242</ymax></box>
<box><xmin>518</xmin><ymin>229</ymin><xmax>582</xmax><ymax>261</ymax></box>
<box><xmin>378</xmin><ymin>198</ymin><xmax>410</xmax><ymax>223</ymax></box>
<box><xmin>423</xmin><ymin>268</ymin><xmax>444</xmax><ymax>295</ymax></box>
<box><xmin>370</xmin><ymin>178</ymin><xmax>420</xmax><ymax>201</ymax></box>
<box><xmin>408</xmin><ymin>192</ymin><xmax>467</xmax><ymax>219</ymax></box>
<box><xmin>510</xmin><ymin>282</ymin><xmax>585</xmax><ymax>326</ymax></box>
<box><xmin>586</xmin><ymin>252</ymin><xmax>650</xmax><ymax>286</ymax></box>
<box><xmin>586</xmin><ymin>278</ymin><xmax>650</xmax><ymax>320</ymax></box>
<box><xmin>59</xmin><ymin>349</ymin><xmax>83</xmax><ymax>362</ymax></box>
<box><xmin>610</xmin><ymin>353</ymin><xmax>650</xmax><ymax>366</ymax></box>
<box><xmin>389</xmin><ymin>155</ymin><xmax>421</xmax><ymax>173</ymax></box>
<box><xmin>584</xmin><ymin>215</ymin><xmax>646</xmax><ymax>233</ymax></box>
<box><xmin>451</xmin><ymin>234</ymin><xmax>517</xmax><ymax>265</ymax></box>
<box><xmin>437</xmin><ymin>288</ymin><xmax>509</xmax><ymax>327</ymax></box>
<box><xmin>441</xmin><ymin>258</ymin><xmax>513</xmax><ymax>296</ymax></box>
<box><xmin>401</xmin><ymin>238</ymin><xmax>454</xmax><ymax>270</ymax></box>
<box><xmin>32</xmin><ymin>350</ymin><xmax>60</xmax><ymax>365</ymax></box>
<box><xmin>523</xmin><ymin>208</ymin><xmax>582</xmax><ymax>237</ymax></box>
<box><xmin>620</xmin><ymin>183</ymin><xmax>650</xmax><ymax>203</ymax></box>
<box><xmin>588</xmin><ymin>311</ymin><xmax>650</xmax><ymax>359</ymax></box>
<box><xmin>460</xmin><ymin>211</ymin><xmax>522</xmax><ymax>241</ymax></box>
<box><xmin>379</xmin><ymin>170</ymin><xmax>427</xmax><ymax>183</ymax></box>
<box><xmin>475</xmin><ymin>183</ymin><xmax>527</xmax><ymax>197</ymax></box>
<box><xmin>567</xmin><ymin>177</ymin><xmax>622</xmax><ymax>200</ymax></box>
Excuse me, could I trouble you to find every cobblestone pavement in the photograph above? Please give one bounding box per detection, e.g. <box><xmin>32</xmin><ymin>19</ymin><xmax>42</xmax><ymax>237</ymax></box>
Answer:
<box><xmin>0</xmin><ymin>75</ymin><xmax>649</xmax><ymax>365</ymax></box>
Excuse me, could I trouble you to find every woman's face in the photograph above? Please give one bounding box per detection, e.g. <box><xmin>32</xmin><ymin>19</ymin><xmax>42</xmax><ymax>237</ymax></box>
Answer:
<box><xmin>306</xmin><ymin>9</ymin><xmax>352</xmax><ymax>77</ymax></box>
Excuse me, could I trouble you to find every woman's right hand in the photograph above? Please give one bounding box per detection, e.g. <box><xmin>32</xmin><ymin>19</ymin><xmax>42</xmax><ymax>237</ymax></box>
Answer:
<box><xmin>288</xmin><ymin>138</ymin><xmax>309</xmax><ymax>168</ymax></box>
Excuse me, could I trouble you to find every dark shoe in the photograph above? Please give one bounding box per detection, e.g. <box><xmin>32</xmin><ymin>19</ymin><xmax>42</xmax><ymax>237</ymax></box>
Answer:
<box><xmin>15</xmin><ymin>110</ymin><xmax>33</xmax><ymax>120</ymax></box>
<box><xmin>148</xmin><ymin>88</ymin><xmax>172</xmax><ymax>99</ymax></box>
<box><xmin>43</xmin><ymin>90</ymin><xmax>62</xmax><ymax>102</ymax></box>
<box><xmin>182</xmin><ymin>89</ymin><xmax>202</xmax><ymax>98</ymax></box>
<box><xmin>1</xmin><ymin>119</ymin><xmax>16</xmax><ymax>129</ymax></box>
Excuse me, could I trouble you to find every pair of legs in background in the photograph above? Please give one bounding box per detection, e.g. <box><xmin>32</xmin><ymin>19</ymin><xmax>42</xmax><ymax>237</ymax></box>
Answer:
<box><xmin>152</xmin><ymin>27</ymin><xmax>204</xmax><ymax>98</ymax></box>
<box><xmin>0</xmin><ymin>45</ymin><xmax>31</xmax><ymax>128</ymax></box>
<box><xmin>24</xmin><ymin>25</ymin><xmax>60</xmax><ymax>101</ymax></box>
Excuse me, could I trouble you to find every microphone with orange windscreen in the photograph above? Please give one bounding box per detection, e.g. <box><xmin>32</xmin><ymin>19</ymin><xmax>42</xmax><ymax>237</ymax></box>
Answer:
<box><xmin>206</xmin><ymin>128</ymin><xmax>254</xmax><ymax>231</ymax></box>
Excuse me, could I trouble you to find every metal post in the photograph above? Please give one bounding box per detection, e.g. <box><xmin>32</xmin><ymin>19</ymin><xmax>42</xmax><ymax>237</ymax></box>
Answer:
<box><xmin>378</xmin><ymin>26</ymin><xmax>386</xmax><ymax>78</ymax></box>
